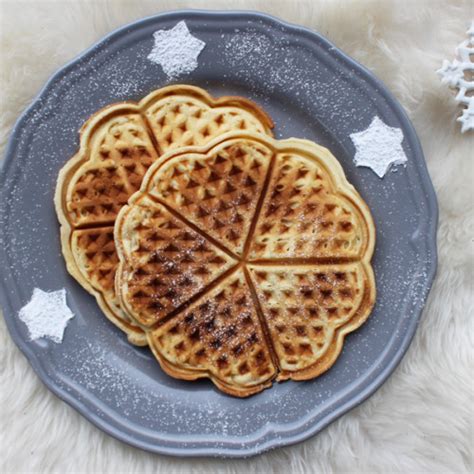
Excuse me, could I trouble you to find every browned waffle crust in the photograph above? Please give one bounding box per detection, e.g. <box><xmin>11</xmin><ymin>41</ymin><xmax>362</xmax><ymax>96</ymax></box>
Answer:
<box><xmin>115</xmin><ymin>132</ymin><xmax>376</xmax><ymax>396</ymax></box>
<box><xmin>54</xmin><ymin>86</ymin><xmax>274</xmax><ymax>345</ymax></box>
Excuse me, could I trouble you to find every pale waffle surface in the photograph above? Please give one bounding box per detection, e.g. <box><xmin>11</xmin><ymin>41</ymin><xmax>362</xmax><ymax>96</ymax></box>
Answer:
<box><xmin>54</xmin><ymin>86</ymin><xmax>274</xmax><ymax>345</ymax></box>
<box><xmin>115</xmin><ymin>133</ymin><xmax>376</xmax><ymax>397</ymax></box>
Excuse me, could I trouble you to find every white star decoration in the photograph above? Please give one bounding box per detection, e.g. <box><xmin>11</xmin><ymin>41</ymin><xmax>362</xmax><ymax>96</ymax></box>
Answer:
<box><xmin>350</xmin><ymin>116</ymin><xmax>408</xmax><ymax>178</ymax></box>
<box><xmin>438</xmin><ymin>59</ymin><xmax>465</xmax><ymax>87</ymax></box>
<box><xmin>147</xmin><ymin>21</ymin><xmax>206</xmax><ymax>79</ymax></box>
<box><xmin>458</xmin><ymin>100</ymin><xmax>474</xmax><ymax>132</ymax></box>
<box><xmin>19</xmin><ymin>288</ymin><xmax>75</xmax><ymax>343</ymax></box>
<box><xmin>437</xmin><ymin>20</ymin><xmax>474</xmax><ymax>133</ymax></box>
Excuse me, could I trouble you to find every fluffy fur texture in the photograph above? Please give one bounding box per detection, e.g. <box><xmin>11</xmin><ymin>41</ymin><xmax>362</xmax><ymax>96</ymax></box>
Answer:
<box><xmin>1</xmin><ymin>0</ymin><xmax>472</xmax><ymax>472</ymax></box>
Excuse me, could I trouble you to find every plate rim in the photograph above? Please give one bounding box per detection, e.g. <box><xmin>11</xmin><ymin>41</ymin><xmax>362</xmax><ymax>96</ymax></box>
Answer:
<box><xmin>0</xmin><ymin>9</ymin><xmax>438</xmax><ymax>458</ymax></box>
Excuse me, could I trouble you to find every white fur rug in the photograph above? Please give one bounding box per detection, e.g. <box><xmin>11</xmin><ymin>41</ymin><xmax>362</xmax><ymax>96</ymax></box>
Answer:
<box><xmin>1</xmin><ymin>1</ymin><xmax>473</xmax><ymax>472</ymax></box>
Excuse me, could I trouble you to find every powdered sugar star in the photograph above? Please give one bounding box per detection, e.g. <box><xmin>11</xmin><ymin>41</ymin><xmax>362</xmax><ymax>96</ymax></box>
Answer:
<box><xmin>19</xmin><ymin>288</ymin><xmax>75</xmax><ymax>343</ymax></box>
<box><xmin>350</xmin><ymin>116</ymin><xmax>407</xmax><ymax>178</ymax></box>
<box><xmin>147</xmin><ymin>21</ymin><xmax>206</xmax><ymax>79</ymax></box>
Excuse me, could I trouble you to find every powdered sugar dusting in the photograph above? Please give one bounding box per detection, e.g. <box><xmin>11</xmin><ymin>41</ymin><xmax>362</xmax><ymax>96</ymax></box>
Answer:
<box><xmin>350</xmin><ymin>116</ymin><xmax>408</xmax><ymax>177</ymax></box>
<box><xmin>221</xmin><ymin>28</ymin><xmax>373</xmax><ymax>133</ymax></box>
<box><xmin>147</xmin><ymin>21</ymin><xmax>205</xmax><ymax>79</ymax></box>
<box><xmin>18</xmin><ymin>288</ymin><xmax>75</xmax><ymax>343</ymax></box>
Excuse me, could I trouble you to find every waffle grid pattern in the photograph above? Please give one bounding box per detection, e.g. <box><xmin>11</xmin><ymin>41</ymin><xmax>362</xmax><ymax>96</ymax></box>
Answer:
<box><xmin>145</xmin><ymin>98</ymin><xmax>270</xmax><ymax>151</ymax></box>
<box><xmin>148</xmin><ymin>270</ymin><xmax>276</xmax><ymax>389</ymax></box>
<box><xmin>69</xmin><ymin>114</ymin><xmax>158</xmax><ymax>227</ymax></box>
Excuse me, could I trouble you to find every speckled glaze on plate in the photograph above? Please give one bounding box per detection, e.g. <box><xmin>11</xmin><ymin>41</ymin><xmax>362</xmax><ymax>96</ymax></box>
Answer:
<box><xmin>0</xmin><ymin>10</ymin><xmax>438</xmax><ymax>457</ymax></box>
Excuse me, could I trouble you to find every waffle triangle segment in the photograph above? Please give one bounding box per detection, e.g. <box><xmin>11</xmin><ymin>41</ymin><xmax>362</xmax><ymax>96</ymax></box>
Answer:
<box><xmin>147</xmin><ymin>140</ymin><xmax>273</xmax><ymax>255</ymax></box>
<box><xmin>249</xmin><ymin>152</ymin><xmax>369</xmax><ymax>260</ymax></box>
<box><xmin>115</xmin><ymin>196</ymin><xmax>237</xmax><ymax>328</ymax></box>
<box><xmin>67</xmin><ymin>112</ymin><xmax>158</xmax><ymax>227</ymax></box>
<box><xmin>71</xmin><ymin>227</ymin><xmax>140</xmax><ymax>328</ymax></box>
<box><xmin>141</xmin><ymin>85</ymin><xmax>274</xmax><ymax>152</ymax></box>
<box><xmin>147</xmin><ymin>269</ymin><xmax>277</xmax><ymax>397</ymax></box>
<box><xmin>248</xmin><ymin>263</ymin><xmax>374</xmax><ymax>381</ymax></box>
<box><xmin>72</xmin><ymin>227</ymin><xmax>118</xmax><ymax>296</ymax></box>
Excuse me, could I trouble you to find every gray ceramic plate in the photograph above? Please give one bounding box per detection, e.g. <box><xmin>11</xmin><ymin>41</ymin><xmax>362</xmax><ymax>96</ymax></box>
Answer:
<box><xmin>0</xmin><ymin>10</ymin><xmax>438</xmax><ymax>457</ymax></box>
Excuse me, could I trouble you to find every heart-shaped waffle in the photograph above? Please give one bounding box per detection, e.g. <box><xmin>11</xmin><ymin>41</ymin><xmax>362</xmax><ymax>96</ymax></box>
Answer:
<box><xmin>115</xmin><ymin>132</ymin><xmax>375</xmax><ymax>396</ymax></box>
<box><xmin>55</xmin><ymin>86</ymin><xmax>273</xmax><ymax>345</ymax></box>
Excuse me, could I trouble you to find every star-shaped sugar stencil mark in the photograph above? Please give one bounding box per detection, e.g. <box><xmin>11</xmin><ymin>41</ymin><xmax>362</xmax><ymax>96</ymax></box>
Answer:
<box><xmin>350</xmin><ymin>116</ymin><xmax>408</xmax><ymax>178</ymax></box>
<box><xmin>18</xmin><ymin>288</ymin><xmax>75</xmax><ymax>343</ymax></box>
<box><xmin>147</xmin><ymin>21</ymin><xmax>206</xmax><ymax>79</ymax></box>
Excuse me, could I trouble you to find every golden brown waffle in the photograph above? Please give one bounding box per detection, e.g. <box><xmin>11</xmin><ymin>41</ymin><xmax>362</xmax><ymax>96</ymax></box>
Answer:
<box><xmin>55</xmin><ymin>86</ymin><xmax>274</xmax><ymax>345</ymax></box>
<box><xmin>115</xmin><ymin>132</ymin><xmax>375</xmax><ymax>396</ymax></box>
